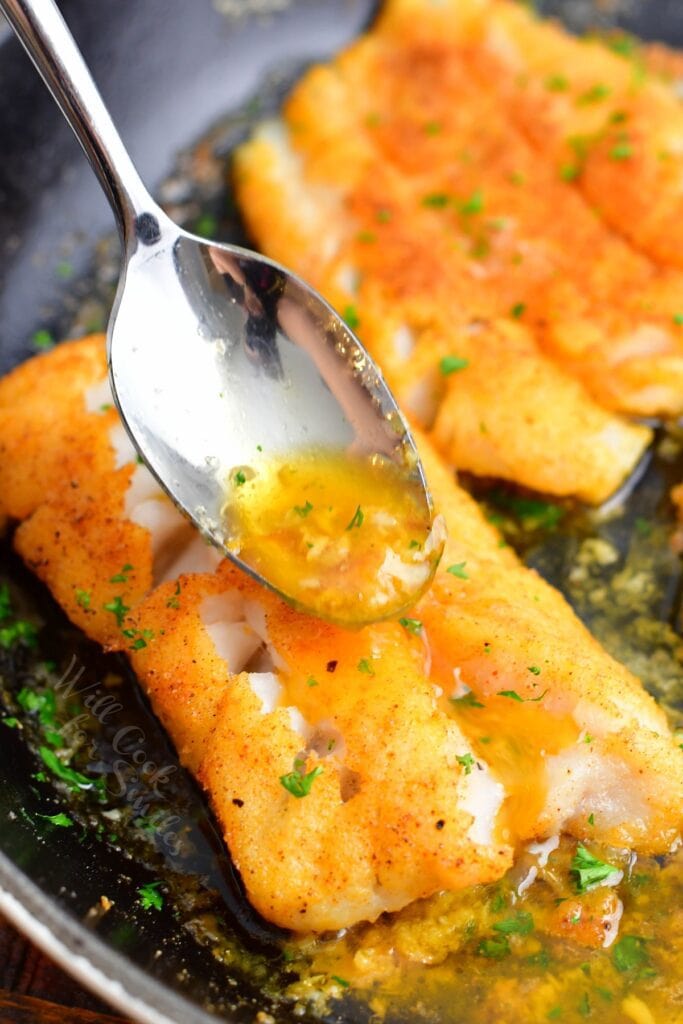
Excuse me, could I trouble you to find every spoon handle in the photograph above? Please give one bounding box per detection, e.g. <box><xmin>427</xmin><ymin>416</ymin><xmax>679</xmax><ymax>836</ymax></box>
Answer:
<box><xmin>0</xmin><ymin>0</ymin><xmax>153</xmax><ymax>242</ymax></box>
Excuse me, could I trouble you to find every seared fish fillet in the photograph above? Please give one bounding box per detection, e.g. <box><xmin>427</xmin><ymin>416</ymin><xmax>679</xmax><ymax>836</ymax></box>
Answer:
<box><xmin>0</xmin><ymin>336</ymin><xmax>681</xmax><ymax>932</ymax></box>
<box><xmin>234</xmin><ymin>0</ymin><xmax>683</xmax><ymax>437</ymax></box>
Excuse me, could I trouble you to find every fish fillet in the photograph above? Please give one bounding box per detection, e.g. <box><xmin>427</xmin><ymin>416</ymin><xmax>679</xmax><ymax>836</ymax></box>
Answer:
<box><xmin>0</xmin><ymin>335</ymin><xmax>681</xmax><ymax>932</ymax></box>
<box><xmin>234</xmin><ymin>4</ymin><xmax>683</xmax><ymax>428</ymax></box>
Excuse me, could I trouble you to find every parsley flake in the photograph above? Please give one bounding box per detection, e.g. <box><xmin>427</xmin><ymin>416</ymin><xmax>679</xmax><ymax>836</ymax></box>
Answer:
<box><xmin>32</xmin><ymin>329</ymin><xmax>54</xmax><ymax>350</ymax></box>
<box><xmin>456</xmin><ymin>753</ymin><xmax>475</xmax><ymax>775</ymax></box>
<box><xmin>497</xmin><ymin>689</ymin><xmax>548</xmax><ymax>703</ymax></box>
<box><xmin>343</xmin><ymin>304</ymin><xmax>360</xmax><ymax>331</ymax></box>
<box><xmin>138</xmin><ymin>881</ymin><xmax>164</xmax><ymax>911</ymax></box>
<box><xmin>460</xmin><ymin>189</ymin><xmax>484</xmax><ymax>215</ymax></box>
<box><xmin>571</xmin><ymin>844</ymin><xmax>619</xmax><ymax>893</ymax></box>
<box><xmin>610</xmin><ymin>141</ymin><xmax>633</xmax><ymax>160</ymax></box>
<box><xmin>75</xmin><ymin>589</ymin><xmax>92</xmax><ymax>610</ymax></box>
<box><xmin>478</xmin><ymin>936</ymin><xmax>510</xmax><ymax>959</ymax></box>
<box><xmin>280</xmin><ymin>765</ymin><xmax>323</xmax><ymax>799</ymax></box>
<box><xmin>357</xmin><ymin>658</ymin><xmax>375</xmax><ymax>675</ymax></box>
<box><xmin>527</xmin><ymin>665</ymin><xmax>541</xmax><ymax>675</ymax></box>
<box><xmin>37</xmin><ymin>812</ymin><xmax>73</xmax><ymax>827</ymax></box>
<box><xmin>234</xmin><ymin>470</ymin><xmax>247</xmax><ymax>486</ymax></box>
<box><xmin>612</xmin><ymin>935</ymin><xmax>651</xmax><ymax>973</ymax></box>
<box><xmin>450</xmin><ymin>691</ymin><xmax>485</xmax><ymax>709</ymax></box>
<box><xmin>560</xmin><ymin>163</ymin><xmax>581</xmax><ymax>182</ymax></box>
<box><xmin>0</xmin><ymin>620</ymin><xmax>39</xmax><ymax>650</ymax></box>
<box><xmin>510</xmin><ymin>301</ymin><xmax>526</xmax><ymax>319</ymax></box>
<box><xmin>577</xmin><ymin>84</ymin><xmax>610</xmax><ymax>105</ymax></box>
<box><xmin>447</xmin><ymin>562</ymin><xmax>469</xmax><ymax>579</ymax></box>
<box><xmin>294</xmin><ymin>500</ymin><xmax>314</xmax><ymax>518</ymax></box>
<box><xmin>398</xmin><ymin>617</ymin><xmax>423</xmax><ymax>636</ymax></box>
<box><xmin>422</xmin><ymin>192</ymin><xmax>450</xmax><ymax>208</ymax></box>
<box><xmin>346</xmin><ymin>505</ymin><xmax>364</xmax><ymax>530</ymax></box>
<box><xmin>305</xmin><ymin>676</ymin><xmax>319</xmax><ymax>688</ymax></box>
<box><xmin>103</xmin><ymin>596</ymin><xmax>130</xmax><ymax>627</ymax></box>
<box><xmin>493</xmin><ymin>911</ymin><xmax>534</xmax><ymax>935</ymax></box>
<box><xmin>439</xmin><ymin>355</ymin><xmax>469</xmax><ymax>375</ymax></box>
<box><xmin>110</xmin><ymin>563</ymin><xmax>134</xmax><ymax>584</ymax></box>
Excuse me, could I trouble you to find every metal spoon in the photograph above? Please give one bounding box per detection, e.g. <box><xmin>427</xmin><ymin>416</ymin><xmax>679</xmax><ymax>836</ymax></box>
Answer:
<box><xmin>1</xmin><ymin>0</ymin><xmax>444</xmax><ymax>625</ymax></box>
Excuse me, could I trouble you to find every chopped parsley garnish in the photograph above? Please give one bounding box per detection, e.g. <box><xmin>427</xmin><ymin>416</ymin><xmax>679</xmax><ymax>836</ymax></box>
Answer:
<box><xmin>194</xmin><ymin>213</ymin><xmax>218</xmax><ymax>238</ymax></box>
<box><xmin>497</xmin><ymin>689</ymin><xmax>548</xmax><ymax>703</ymax></box>
<box><xmin>75</xmin><ymin>589</ymin><xmax>92</xmax><ymax>609</ymax></box>
<box><xmin>398</xmin><ymin>617</ymin><xmax>423</xmax><ymax>636</ymax></box>
<box><xmin>166</xmin><ymin>582</ymin><xmax>182</xmax><ymax>610</ymax></box>
<box><xmin>439</xmin><ymin>355</ymin><xmax>469</xmax><ymax>375</ymax></box>
<box><xmin>234</xmin><ymin>470</ymin><xmax>247</xmax><ymax>486</ymax></box>
<box><xmin>578</xmin><ymin>994</ymin><xmax>591</xmax><ymax>1018</ymax></box>
<box><xmin>547</xmin><ymin>1008</ymin><xmax>562</xmax><ymax>1021</ymax></box>
<box><xmin>634</xmin><ymin>516</ymin><xmax>652</xmax><ymax>537</ymax></box>
<box><xmin>560</xmin><ymin>163</ymin><xmax>581</xmax><ymax>182</ymax></box>
<box><xmin>588</xmin><ymin>813</ymin><xmax>595</xmax><ymax>826</ymax></box>
<box><xmin>37</xmin><ymin>812</ymin><xmax>73</xmax><ymax>827</ymax></box>
<box><xmin>343</xmin><ymin>304</ymin><xmax>360</xmax><ymax>331</ymax></box>
<box><xmin>493</xmin><ymin>910</ymin><xmax>534</xmax><ymax>935</ymax></box>
<box><xmin>545</xmin><ymin>74</ymin><xmax>569</xmax><ymax>92</ymax></box>
<box><xmin>2</xmin><ymin>717</ymin><xmax>20</xmax><ymax>729</ymax></box>
<box><xmin>357</xmin><ymin>229</ymin><xmax>376</xmax><ymax>244</ymax></box>
<box><xmin>305</xmin><ymin>676</ymin><xmax>319</xmax><ymax>688</ymax></box>
<box><xmin>450</xmin><ymin>691</ymin><xmax>485</xmax><ymax>709</ymax></box>
<box><xmin>673</xmin><ymin>313</ymin><xmax>683</xmax><ymax>326</ymax></box>
<box><xmin>280</xmin><ymin>764</ymin><xmax>323</xmax><ymax>798</ymax></box>
<box><xmin>103</xmin><ymin>596</ymin><xmax>130</xmax><ymax>627</ymax></box>
<box><xmin>56</xmin><ymin>261</ymin><xmax>73</xmax><ymax>279</ymax></box>
<box><xmin>456</xmin><ymin>753</ymin><xmax>475</xmax><ymax>775</ymax></box>
<box><xmin>577</xmin><ymin>83</ymin><xmax>610</xmax><ymax>105</ymax></box>
<box><xmin>488</xmin><ymin>490</ymin><xmax>565</xmax><ymax>530</ymax></box>
<box><xmin>446</xmin><ymin>562</ymin><xmax>469</xmax><ymax>579</ymax></box>
<box><xmin>32</xmin><ymin>329</ymin><xmax>54</xmax><ymax>350</ymax></box>
<box><xmin>357</xmin><ymin>658</ymin><xmax>375</xmax><ymax>675</ymax></box>
<box><xmin>477</xmin><ymin>936</ymin><xmax>510</xmax><ymax>959</ymax></box>
<box><xmin>422</xmin><ymin>192</ymin><xmax>450</xmax><ymax>208</ymax></box>
<box><xmin>17</xmin><ymin>687</ymin><xmax>57</xmax><ymax>729</ymax></box>
<box><xmin>294</xmin><ymin>500</ymin><xmax>314</xmax><ymax>518</ymax></box>
<box><xmin>607</xmin><ymin>34</ymin><xmax>638</xmax><ymax>58</ymax></box>
<box><xmin>110</xmin><ymin>563</ymin><xmax>134</xmax><ymax>584</ymax></box>
<box><xmin>0</xmin><ymin>620</ymin><xmax>39</xmax><ymax>650</ymax></box>
<box><xmin>346</xmin><ymin>505</ymin><xmax>364</xmax><ymax>530</ymax></box>
<box><xmin>612</xmin><ymin>935</ymin><xmax>651</xmax><ymax>973</ymax></box>
<box><xmin>460</xmin><ymin>189</ymin><xmax>484</xmax><ymax>215</ymax></box>
<box><xmin>376</xmin><ymin>208</ymin><xmax>392</xmax><ymax>223</ymax></box>
<box><xmin>510</xmin><ymin>302</ymin><xmax>526</xmax><ymax>319</ymax></box>
<box><xmin>610</xmin><ymin>141</ymin><xmax>633</xmax><ymax>161</ymax></box>
<box><xmin>571</xmin><ymin>844</ymin><xmax>619</xmax><ymax>893</ymax></box>
<box><xmin>424</xmin><ymin>121</ymin><xmax>442</xmax><ymax>135</ymax></box>
<box><xmin>138</xmin><ymin>881</ymin><xmax>164</xmax><ymax>911</ymax></box>
<box><xmin>39</xmin><ymin>746</ymin><xmax>102</xmax><ymax>794</ymax></box>
<box><xmin>331</xmin><ymin>975</ymin><xmax>350</xmax><ymax>988</ymax></box>
<box><xmin>527</xmin><ymin>665</ymin><xmax>541</xmax><ymax>675</ymax></box>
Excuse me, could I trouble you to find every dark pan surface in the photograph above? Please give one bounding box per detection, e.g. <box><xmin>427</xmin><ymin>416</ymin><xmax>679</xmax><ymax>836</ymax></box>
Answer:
<box><xmin>0</xmin><ymin>2</ymin><xmax>681</xmax><ymax>1022</ymax></box>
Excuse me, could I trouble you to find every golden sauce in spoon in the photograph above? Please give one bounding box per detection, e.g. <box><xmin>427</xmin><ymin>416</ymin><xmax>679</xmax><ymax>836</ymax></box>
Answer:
<box><xmin>223</xmin><ymin>447</ymin><xmax>445</xmax><ymax>626</ymax></box>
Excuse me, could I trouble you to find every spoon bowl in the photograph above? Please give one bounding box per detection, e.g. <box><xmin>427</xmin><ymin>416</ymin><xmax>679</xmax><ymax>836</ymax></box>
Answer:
<box><xmin>1</xmin><ymin>0</ymin><xmax>445</xmax><ymax>625</ymax></box>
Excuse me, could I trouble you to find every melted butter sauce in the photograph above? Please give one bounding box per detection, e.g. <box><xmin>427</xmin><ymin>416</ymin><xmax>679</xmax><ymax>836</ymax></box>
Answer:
<box><xmin>223</xmin><ymin>447</ymin><xmax>445</xmax><ymax>626</ymax></box>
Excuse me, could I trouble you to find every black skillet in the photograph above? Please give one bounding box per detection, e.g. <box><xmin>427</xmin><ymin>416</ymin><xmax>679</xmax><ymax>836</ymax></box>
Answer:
<box><xmin>0</xmin><ymin>2</ymin><xmax>682</xmax><ymax>1022</ymax></box>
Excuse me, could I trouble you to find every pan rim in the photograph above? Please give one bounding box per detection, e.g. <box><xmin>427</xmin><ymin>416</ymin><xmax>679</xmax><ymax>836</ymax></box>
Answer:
<box><xmin>0</xmin><ymin>846</ymin><xmax>219</xmax><ymax>1024</ymax></box>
